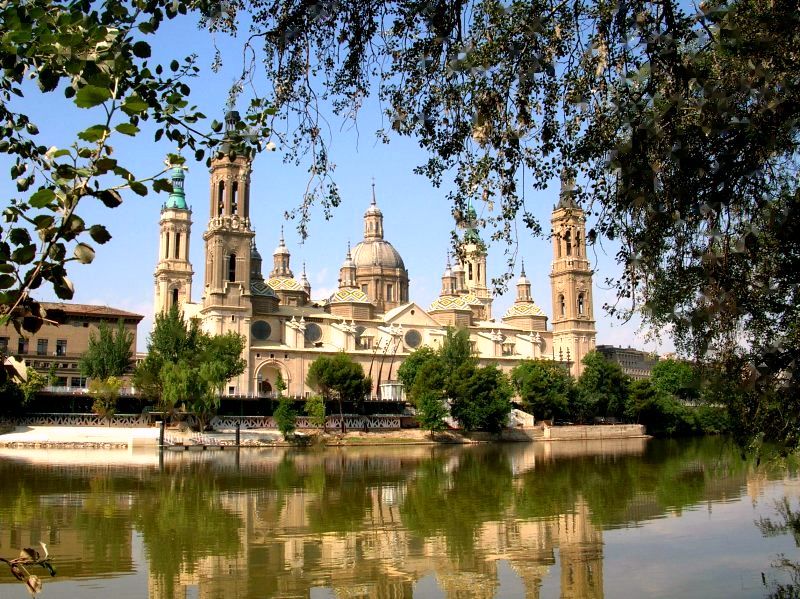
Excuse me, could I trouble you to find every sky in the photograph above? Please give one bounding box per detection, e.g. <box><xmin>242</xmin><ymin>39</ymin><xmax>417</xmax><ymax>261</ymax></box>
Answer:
<box><xmin>1</xmin><ymin>11</ymin><xmax>673</xmax><ymax>355</ymax></box>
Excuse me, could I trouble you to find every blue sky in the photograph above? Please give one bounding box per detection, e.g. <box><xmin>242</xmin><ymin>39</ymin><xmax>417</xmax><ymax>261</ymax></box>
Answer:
<box><xmin>1</xmin><ymin>12</ymin><xmax>671</xmax><ymax>355</ymax></box>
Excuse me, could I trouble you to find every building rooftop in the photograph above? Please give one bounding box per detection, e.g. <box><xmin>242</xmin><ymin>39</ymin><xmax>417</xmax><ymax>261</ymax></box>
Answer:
<box><xmin>40</xmin><ymin>302</ymin><xmax>144</xmax><ymax>322</ymax></box>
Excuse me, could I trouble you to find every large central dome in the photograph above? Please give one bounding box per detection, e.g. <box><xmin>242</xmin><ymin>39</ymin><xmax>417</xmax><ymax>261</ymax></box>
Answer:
<box><xmin>351</xmin><ymin>239</ymin><xmax>406</xmax><ymax>270</ymax></box>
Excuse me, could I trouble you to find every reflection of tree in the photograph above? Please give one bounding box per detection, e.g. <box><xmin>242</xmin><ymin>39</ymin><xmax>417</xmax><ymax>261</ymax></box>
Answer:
<box><xmin>400</xmin><ymin>448</ymin><xmax>513</xmax><ymax>557</ymax></box>
<box><xmin>758</xmin><ymin>497</ymin><xmax>800</xmax><ymax>598</ymax></box>
<box><xmin>132</xmin><ymin>469</ymin><xmax>242</xmax><ymax>597</ymax></box>
<box><xmin>74</xmin><ymin>477</ymin><xmax>130</xmax><ymax>571</ymax></box>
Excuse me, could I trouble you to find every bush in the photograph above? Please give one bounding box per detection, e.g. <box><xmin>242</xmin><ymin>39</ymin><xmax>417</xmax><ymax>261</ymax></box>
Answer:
<box><xmin>274</xmin><ymin>397</ymin><xmax>297</xmax><ymax>438</ymax></box>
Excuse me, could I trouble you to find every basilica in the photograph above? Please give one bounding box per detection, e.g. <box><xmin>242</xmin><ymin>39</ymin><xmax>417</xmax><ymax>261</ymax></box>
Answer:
<box><xmin>152</xmin><ymin>111</ymin><xmax>597</xmax><ymax>399</ymax></box>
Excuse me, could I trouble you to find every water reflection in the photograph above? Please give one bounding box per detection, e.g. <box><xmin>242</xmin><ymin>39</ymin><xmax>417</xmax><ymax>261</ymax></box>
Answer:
<box><xmin>0</xmin><ymin>438</ymin><xmax>793</xmax><ymax>598</ymax></box>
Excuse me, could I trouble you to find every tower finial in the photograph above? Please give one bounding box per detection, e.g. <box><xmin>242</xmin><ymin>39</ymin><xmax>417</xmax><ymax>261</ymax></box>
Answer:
<box><xmin>371</xmin><ymin>178</ymin><xmax>376</xmax><ymax>205</ymax></box>
<box><xmin>280</xmin><ymin>224</ymin><xmax>285</xmax><ymax>245</ymax></box>
<box><xmin>520</xmin><ymin>258</ymin><xmax>526</xmax><ymax>277</ymax></box>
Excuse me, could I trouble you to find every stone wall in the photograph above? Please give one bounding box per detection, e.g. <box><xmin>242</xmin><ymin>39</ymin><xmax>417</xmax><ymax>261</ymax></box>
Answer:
<box><xmin>543</xmin><ymin>424</ymin><xmax>646</xmax><ymax>440</ymax></box>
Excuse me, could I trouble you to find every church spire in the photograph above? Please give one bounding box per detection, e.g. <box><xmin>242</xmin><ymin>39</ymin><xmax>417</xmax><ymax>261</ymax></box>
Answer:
<box><xmin>270</xmin><ymin>225</ymin><xmax>293</xmax><ymax>278</ymax></box>
<box><xmin>339</xmin><ymin>242</ymin><xmax>357</xmax><ymax>288</ymax></box>
<box><xmin>363</xmin><ymin>183</ymin><xmax>384</xmax><ymax>241</ymax></box>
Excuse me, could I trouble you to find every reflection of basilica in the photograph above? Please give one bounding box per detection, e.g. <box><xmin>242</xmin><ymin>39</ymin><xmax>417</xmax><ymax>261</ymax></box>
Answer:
<box><xmin>1</xmin><ymin>439</ymin><xmax>767</xmax><ymax>599</ymax></box>
<box><xmin>153</xmin><ymin>110</ymin><xmax>597</xmax><ymax>400</ymax></box>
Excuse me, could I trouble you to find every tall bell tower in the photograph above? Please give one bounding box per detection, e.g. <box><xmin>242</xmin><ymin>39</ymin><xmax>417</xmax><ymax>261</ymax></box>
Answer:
<box><xmin>201</xmin><ymin>110</ymin><xmax>255</xmax><ymax>349</ymax></box>
<box><xmin>154</xmin><ymin>165</ymin><xmax>194</xmax><ymax>315</ymax></box>
<box><xmin>457</xmin><ymin>203</ymin><xmax>493</xmax><ymax>320</ymax></box>
<box><xmin>549</xmin><ymin>176</ymin><xmax>596</xmax><ymax>376</ymax></box>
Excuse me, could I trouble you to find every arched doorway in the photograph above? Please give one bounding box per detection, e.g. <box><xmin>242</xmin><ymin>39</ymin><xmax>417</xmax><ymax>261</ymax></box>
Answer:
<box><xmin>255</xmin><ymin>361</ymin><xmax>289</xmax><ymax>398</ymax></box>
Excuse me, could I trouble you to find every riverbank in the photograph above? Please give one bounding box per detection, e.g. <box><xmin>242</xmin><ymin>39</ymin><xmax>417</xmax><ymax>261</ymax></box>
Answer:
<box><xmin>0</xmin><ymin>423</ymin><xmax>647</xmax><ymax>449</ymax></box>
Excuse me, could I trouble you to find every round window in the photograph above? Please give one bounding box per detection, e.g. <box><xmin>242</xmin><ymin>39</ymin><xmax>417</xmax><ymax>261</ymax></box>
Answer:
<box><xmin>251</xmin><ymin>320</ymin><xmax>271</xmax><ymax>341</ymax></box>
<box><xmin>404</xmin><ymin>329</ymin><xmax>422</xmax><ymax>349</ymax></box>
<box><xmin>304</xmin><ymin>322</ymin><xmax>323</xmax><ymax>343</ymax></box>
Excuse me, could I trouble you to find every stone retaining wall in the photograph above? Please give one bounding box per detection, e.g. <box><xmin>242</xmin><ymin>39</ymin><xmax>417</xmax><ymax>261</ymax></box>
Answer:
<box><xmin>542</xmin><ymin>424</ymin><xmax>646</xmax><ymax>440</ymax></box>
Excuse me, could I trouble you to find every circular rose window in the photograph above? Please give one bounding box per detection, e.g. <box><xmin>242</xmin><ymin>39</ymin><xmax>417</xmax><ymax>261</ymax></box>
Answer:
<box><xmin>404</xmin><ymin>329</ymin><xmax>422</xmax><ymax>349</ymax></box>
<box><xmin>251</xmin><ymin>320</ymin><xmax>271</xmax><ymax>341</ymax></box>
<box><xmin>304</xmin><ymin>322</ymin><xmax>323</xmax><ymax>343</ymax></box>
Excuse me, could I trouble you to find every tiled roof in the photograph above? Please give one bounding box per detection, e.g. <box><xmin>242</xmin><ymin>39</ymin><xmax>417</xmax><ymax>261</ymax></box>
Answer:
<box><xmin>267</xmin><ymin>277</ymin><xmax>304</xmax><ymax>291</ymax></box>
<box><xmin>328</xmin><ymin>288</ymin><xmax>372</xmax><ymax>304</ymax></box>
<box><xmin>503</xmin><ymin>302</ymin><xmax>546</xmax><ymax>318</ymax></box>
<box><xmin>251</xmin><ymin>280</ymin><xmax>277</xmax><ymax>298</ymax></box>
<box><xmin>40</xmin><ymin>302</ymin><xmax>144</xmax><ymax>321</ymax></box>
<box><xmin>429</xmin><ymin>296</ymin><xmax>471</xmax><ymax>312</ymax></box>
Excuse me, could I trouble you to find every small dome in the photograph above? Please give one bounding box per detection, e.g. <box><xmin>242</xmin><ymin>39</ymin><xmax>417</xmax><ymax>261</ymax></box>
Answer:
<box><xmin>267</xmin><ymin>277</ymin><xmax>303</xmax><ymax>291</ymax></box>
<box><xmin>351</xmin><ymin>239</ymin><xmax>405</xmax><ymax>270</ymax></box>
<box><xmin>341</xmin><ymin>243</ymin><xmax>356</xmax><ymax>269</ymax></box>
<box><xmin>504</xmin><ymin>303</ymin><xmax>545</xmax><ymax>318</ymax></box>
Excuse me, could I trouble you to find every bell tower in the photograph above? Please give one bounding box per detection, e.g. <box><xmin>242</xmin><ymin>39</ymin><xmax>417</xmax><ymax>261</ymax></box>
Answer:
<box><xmin>201</xmin><ymin>110</ymin><xmax>255</xmax><ymax>346</ymax></box>
<box><xmin>549</xmin><ymin>176</ymin><xmax>596</xmax><ymax>376</ymax></box>
<box><xmin>457</xmin><ymin>203</ymin><xmax>492</xmax><ymax>320</ymax></box>
<box><xmin>154</xmin><ymin>165</ymin><xmax>193</xmax><ymax>315</ymax></box>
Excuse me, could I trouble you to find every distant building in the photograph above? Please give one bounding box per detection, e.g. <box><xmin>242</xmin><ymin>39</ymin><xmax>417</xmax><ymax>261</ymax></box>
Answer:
<box><xmin>152</xmin><ymin>110</ymin><xmax>599</xmax><ymax>400</ymax></box>
<box><xmin>596</xmin><ymin>345</ymin><xmax>659</xmax><ymax>380</ymax></box>
<box><xmin>0</xmin><ymin>303</ymin><xmax>143</xmax><ymax>390</ymax></box>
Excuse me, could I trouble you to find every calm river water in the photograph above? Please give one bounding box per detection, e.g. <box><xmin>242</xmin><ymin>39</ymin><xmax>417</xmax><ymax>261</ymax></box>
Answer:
<box><xmin>0</xmin><ymin>437</ymin><xmax>799</xmax><ymax>598</ymax></box>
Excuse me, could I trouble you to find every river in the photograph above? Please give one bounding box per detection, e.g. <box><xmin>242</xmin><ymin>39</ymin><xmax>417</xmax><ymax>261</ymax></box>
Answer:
<box><xmin>0</xmin><ymin>437</ymin><xmax>798</xmax><ymax>598</ymax></box>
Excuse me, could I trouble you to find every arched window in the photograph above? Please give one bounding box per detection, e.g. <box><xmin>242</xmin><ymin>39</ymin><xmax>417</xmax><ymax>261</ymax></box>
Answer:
<box><xmin>228</xmin><ymin>254</ymin><xmax>237</xmax><ymax>282</ymax></box>
<box><xmin>231</xmin><ymin>181</ymin><xmax>239</xmax><ymax>215</ymax></box>
<box><xmin>468</xmin><ymin>263</ymin><xmax>473</xmax><ymax>281</ymax></box>
<box><xmin>565</xmin><ymin>230</ymin><xmax>572</xmax><ymax>256</ymax></box>
<box><xmin>217</xmin><ymin>181</ymin><xmax>225</xmax><ymax>216</ymax></box>
<box><xmin>559</xmin><ymin>295</ymin><xmax>566</xmax><ymax>316</ymax></box>
<box><xmin>171</xmin><ymin>288</ymin><xmax>179</xmax><ymax>307</ymax></box>
<box><xmin>578</xmin><ymin>293</ymin><xmax>585</xmax><ymax>315</ymax></box>
<box><xmin>164</xmin><ymin>232</ymin><xmax>170</xmax><ymax>259</ymax></box>
<box><xmin>575</xmin><ymin>232</ymin><xmax>581</xmax><ymax>256</ymax></box>
<box><xmin>477</xmin><ymin>263</ymin><xmax>481</xmax><ymax>282</ymax></box>
<box><xmin>174</xmin><ymin>232</ymin><xmax>181</xmax><ymax>259</ymax></box>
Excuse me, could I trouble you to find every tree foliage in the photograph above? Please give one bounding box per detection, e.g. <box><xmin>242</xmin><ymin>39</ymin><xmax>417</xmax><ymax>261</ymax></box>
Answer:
<box><xmin>274</xmin><ymin>396</ymin><xmax>297</xmax><ymax>438</ymax></box>
<box><xmin>79</xmin><ymin>320</ymin><xmax>134</xmax><ymax>380</ymax></box>
<box><xmin>89</xmin><ymin>376</ymin><xmax>122</xmax><ymax>422</ymax></box>
<box><xmin>133</xmin><ymin>305</ymin><xmax>246</xmax><ymax>428</ymax></box>
<box><xmin>306</xmin><ymin>352</ymin><xmax>371</xmax><ymax>431</ymax></box>
<box><xmin>449</xmin><ymin>363</ymin><xmax>513</xmax><ymax>433</ymax></box>
<box><xmin>577</xmin><ymin>351</ymin><xmax>630</xmax><ymax>421</ymax></box>
<box><xmin>305</xmin><ymin>394</ymin><xmax>326</xmax><ymax>430</ymax></box>
<box><xmin>415</xmin><ymin>390</ymin><xmax>448</xmax><ymax>438</ymax></box>
<box><xmin>510</xmin><ymin>359</ymin><xmax>573</xmax><ymax>421</ymax></box>
<box><xmin>650</xmin><ymin>359</ymin><xmax>699</xmax><ymax>404</ymax></box>
<box><xmin>225</xmin><ymin>0</ymin><xmax>800</xmax><ymax>449</ymax></box>
<box><xmin>0</xmin><ymin>0</ymin><xmax>272</xmax><ymax>337</ymax></box>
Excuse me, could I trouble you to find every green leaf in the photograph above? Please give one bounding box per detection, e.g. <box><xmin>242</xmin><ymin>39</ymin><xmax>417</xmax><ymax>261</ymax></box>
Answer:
<box><xmin>132</xmin><ymin>41</ymin><xmax>151</xmax><ymax>58</ymax></box>
<box><xmin>29</xmin><ymin>188</ymin><xmax>55</xmax><ymax>208</ymax></box>
<box><xmin>121</xmin><ymin>95</ymin><xmax>148</xmax><ymax>115</ymax></box>
<box><xmin>152</xmin><ymin>178</ymin><xmax>173</xmax><ymax>193</ymax></box>
<box><xmin>74</xmin><ymin>243</ymin><xmax>95</xmax><ymax>264</ymax></box>
<box><xmin>78</xmin><ymin>125</ymin><xmax>110</xmax><ymax>142</ymax></box>
<box><xmin>53</xmin><ymin>275</ymin><xmax>74</xmax><ymax>300</ymax></box>
<box><xmin>88</xmin><ymin>225</ymin><xmax>112</xmax><ymax>244</ymax></box>
<box><xmin>9</xmin><ymin>228</ymin><xmax>31</xmax><ymax>246</ymax></box>
<box><xmin>75</xmin><ymin>85</ymin><xmax>111</xmax><ymax>109</ymax></box>
<box><xmin>115</xmin><ymin>123</ymin><xmax>140</xmax><ymax>136</ymax></box>
<box><xmin>11</xmin><ymin>244</ymin><xmax>36</xmax><ymax>265</ymax></box>
<box><xmin>0</xmin><ymin>274</ymin><xmax>14</xmax><ymax>289</ymax></box>
<box><xmin>96</xmin><ymin>189</ymin><xmax>122</xmax><ymax>208</ymax></box>
<box><xmin>129</xmin><ymin>181</ymin><xmax>148</xmax><ymax>196</ymax></box>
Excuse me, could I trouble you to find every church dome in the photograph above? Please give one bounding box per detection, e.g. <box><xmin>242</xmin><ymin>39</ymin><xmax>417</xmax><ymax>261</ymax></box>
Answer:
<box><xmin>351</xmin><ymin>239</ymin><xmax>406</xmax><ymax>270</ymax></box>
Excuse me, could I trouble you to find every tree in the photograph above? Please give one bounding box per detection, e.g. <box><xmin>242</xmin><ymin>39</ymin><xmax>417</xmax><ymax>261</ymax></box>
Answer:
<box><xmin>274</xmin><ymin>371</ymin><xmax>287</xmax><ymax>397</ymax></box>
<box><xmin>510</xmin><ymin>360</ymin><xmax>574</xmax><ymax>421</ymax></box>
<box><xmin>274</xmin><ymin>396</ymin><xmax>297</xmax><ymax>439</ymax></box>
<box><xmin>133</xmin><ymin>305</ymin><xmax>246</xmax><ymax>429</ymax></box>
<box><xmin>650</xmin><ymin>359</ymin><xmax>700</xmax><ymax>404</ymax></box>
<box><xmin>306</xmin><ymin>353</ymin><xmax>372</xmax><ymax>433</ymax></box>
<box><xmin>397</xmin><ymin>346</ymin><xmax>438</xmax><ymax>400</ymax></box>
<box><xmin>415</xmin><ymin>390</ymin><xmax>449</xmax><ymax>439</ymax></box>
<box><xmin>89</xmin><ymin>376</ymin><xmax>122</xmax><ymax>423</ymax></box>
<box><xmin>80</xmin><ymin>320</ymin><xmax>134</xmax><ymax>381</ymax></box>
<box><xmin>449</xmin><ymin>364</ymin><xmax>513</xmax><ymax>433</ymax></box>
<box><xmin>305</xmin><ymin>395</ymin><xmax>326</xmax><ymax>431</ymax></box>
<box><xmin>576</xmin><ymin>351</ymin><xmax>630</xmax><ymax>421</ymax></box>
<box><xmin>0</xmin><ymin>0</ymin><xmax>272</xmax><ymax>342</ymax></box>
<box><xmin>225</xmin><ymin>0</ymin><xmax>799</xmax><ymax>450</ymax></box>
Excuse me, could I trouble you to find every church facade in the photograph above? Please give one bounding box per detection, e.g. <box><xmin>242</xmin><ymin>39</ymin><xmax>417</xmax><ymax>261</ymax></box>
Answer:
<box><xmin>153</xmin><ymin>112</ymin><xmax>597</xmax><ymax>399</ymax></box>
